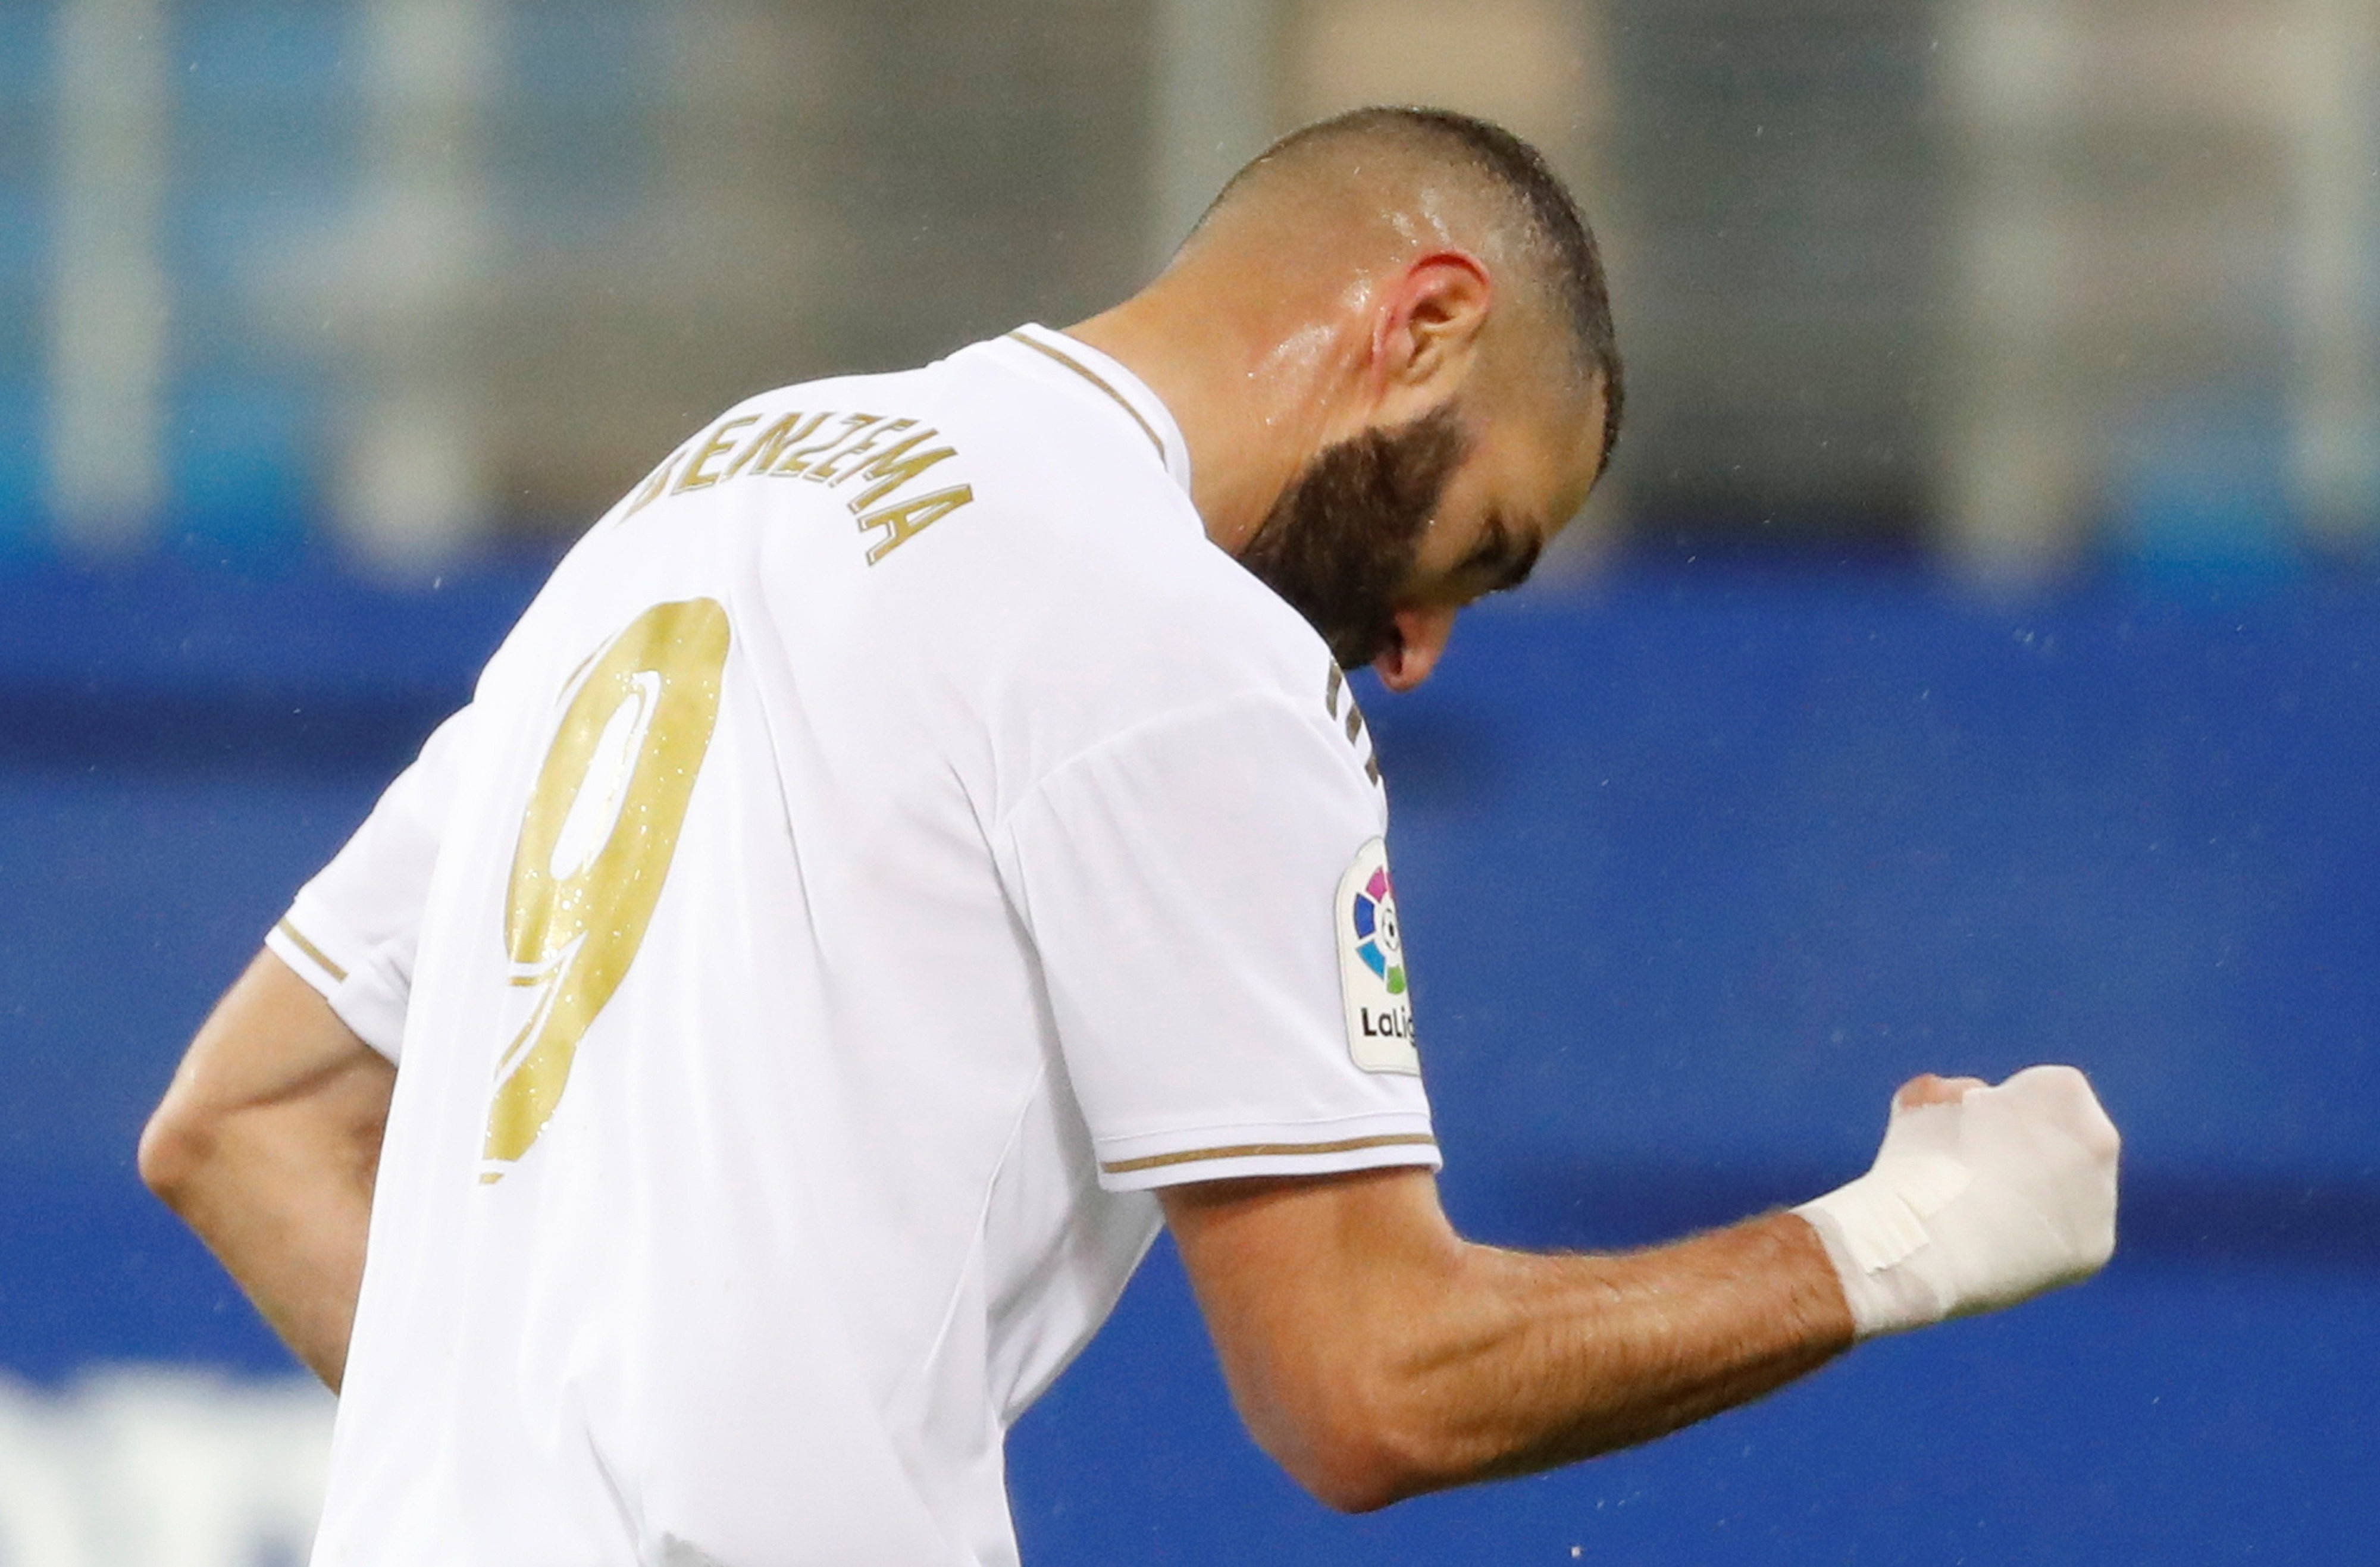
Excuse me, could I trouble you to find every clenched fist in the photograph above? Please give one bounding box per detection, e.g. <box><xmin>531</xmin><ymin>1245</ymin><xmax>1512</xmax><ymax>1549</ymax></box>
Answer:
<box><xmin>1795</xmin><ymin>1066</ymin><xmax>2121</xmax><ymax>1339</ymax></box>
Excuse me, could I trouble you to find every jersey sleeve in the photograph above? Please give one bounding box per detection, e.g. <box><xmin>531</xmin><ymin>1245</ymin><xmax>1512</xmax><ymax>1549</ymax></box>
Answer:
<box><xmin>264</xmin><ymin>704</ymin><xmax>475</xmax><ymax>1062</ymax></box>
<box><xmin>995</xmin><ymin>689</ymin><xmax>1440</xmax><ymax>1193</ymax></box>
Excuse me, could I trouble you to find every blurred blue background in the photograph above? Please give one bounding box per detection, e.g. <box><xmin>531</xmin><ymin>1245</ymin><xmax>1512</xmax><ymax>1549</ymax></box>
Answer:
<box><xmin>4</xmin><ymin>0</ymin><xmax>2379</xmax><ymax>1560</ymax></box>
<box><xmin>4</xmin><ymin>557</ymin><xmax>2375</xmax><ymax>1561</ymax></box>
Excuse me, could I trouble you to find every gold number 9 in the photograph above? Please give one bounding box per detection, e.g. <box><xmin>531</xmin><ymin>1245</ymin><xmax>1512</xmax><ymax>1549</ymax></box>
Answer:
<box><xmin>481</xmin><ymin>598</ymin><xmax>731</xmax><ymax>1180</ymax></box>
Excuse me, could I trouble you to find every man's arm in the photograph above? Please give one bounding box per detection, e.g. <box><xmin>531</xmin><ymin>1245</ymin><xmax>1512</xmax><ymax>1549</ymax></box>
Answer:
<box><xmin>1161</xmin><ymin>1167</ymin><xmax>1847</xmax><ymax>1505</ymax></box>
<box><xmin>1161</xmin><ymin>1069</ymin><xmax>2118</xmax><ymax>1513</ymax></box>
<box><xmin>1163</xmin><ymin>1165</ymin><xmax>1850</xmax><ymax>1512</ymax></box>
<box><xmin>139</xmin><ymin>949</ymin><xmax>395</xmax><ymax>1390</ymax></box>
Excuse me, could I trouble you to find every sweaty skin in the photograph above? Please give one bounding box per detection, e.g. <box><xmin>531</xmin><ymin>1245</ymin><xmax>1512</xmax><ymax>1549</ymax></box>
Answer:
<box><xmin>1070</xmin><ymin>131</ymin><xmax>1605</xmax><ymax>692</ymax></box>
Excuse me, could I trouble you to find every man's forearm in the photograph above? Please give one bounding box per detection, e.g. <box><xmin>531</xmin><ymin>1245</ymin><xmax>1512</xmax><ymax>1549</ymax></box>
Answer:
<box><xmin>1393</xmin><ymin>1211</ymin><xmax>1850</xmax><ymax>1491</ymax></box>
<box><xmin>1167</xmin><ymin>1171</ymin><xmax>1852</xmax><ymax>1512</ymax></box>
<box><xmin>146</xmin><ymin>1092</ymin><xmax>383</xmax><ymax>1388</ymax></box>
<box><xmin>141</xmin><ymin>951</ymin><xmax>394</xmax><ymax>1390</ymax></box>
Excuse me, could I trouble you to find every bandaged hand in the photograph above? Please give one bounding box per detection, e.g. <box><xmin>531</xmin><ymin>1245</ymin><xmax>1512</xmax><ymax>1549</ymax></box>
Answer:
<box><xmin>1794</xmin><ymin>1066</ymin><xmax>2120</xmax><ymax>1340</ymax></box>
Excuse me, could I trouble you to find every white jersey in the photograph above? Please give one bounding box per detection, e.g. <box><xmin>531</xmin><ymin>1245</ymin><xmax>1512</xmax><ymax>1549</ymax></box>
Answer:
<box><xmin>267</xmin><ymin>325</ymin><xmax>1438</xmax><ymax>1567</ymax></box>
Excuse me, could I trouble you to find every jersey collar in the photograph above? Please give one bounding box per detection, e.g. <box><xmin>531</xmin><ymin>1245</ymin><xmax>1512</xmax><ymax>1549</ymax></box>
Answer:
<box><xmin>1000</xmin><ymin>324</ymin><xmax>1195</xmax><ymax>500</ymax></box>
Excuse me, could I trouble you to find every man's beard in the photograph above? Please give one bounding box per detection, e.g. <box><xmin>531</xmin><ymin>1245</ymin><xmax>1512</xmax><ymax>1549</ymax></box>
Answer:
<box><xmin>1236</xmin><ymin>403</ymin><xmax>1470</xmax><ymax>669</ymax></box>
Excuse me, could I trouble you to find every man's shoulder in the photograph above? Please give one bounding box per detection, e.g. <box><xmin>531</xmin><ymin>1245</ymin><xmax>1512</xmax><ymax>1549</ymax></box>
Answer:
<box><xmin>985</xmin><ymin>531</ymin><xmax>1366</xmax><ymax>803</ymax></box>
<box><xmin>769</xmin><ymin>336</ymin><xmax>1327</xmax><ymax>694</ymax></box>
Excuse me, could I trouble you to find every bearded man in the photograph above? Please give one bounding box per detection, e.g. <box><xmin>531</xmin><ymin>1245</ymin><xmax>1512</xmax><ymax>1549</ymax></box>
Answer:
<box><xmin>141</xmin><ymin>106</ymin><xmax>2118</xmax><ymax>1566</ymax></box>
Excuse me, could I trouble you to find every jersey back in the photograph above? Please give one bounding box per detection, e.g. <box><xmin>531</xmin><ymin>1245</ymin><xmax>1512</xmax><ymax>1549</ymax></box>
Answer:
<box><xmin>275</xmin><ymin>328</ymin><xmax>1439</xmax><ymax>1567</ymax></box>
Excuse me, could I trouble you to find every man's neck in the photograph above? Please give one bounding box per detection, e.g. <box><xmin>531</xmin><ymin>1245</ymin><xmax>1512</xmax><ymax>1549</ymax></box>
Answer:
<box><xmin>1067</xmin><ymin>289</ymin><xmax>1346</xmax><ymax>557</ymax></box>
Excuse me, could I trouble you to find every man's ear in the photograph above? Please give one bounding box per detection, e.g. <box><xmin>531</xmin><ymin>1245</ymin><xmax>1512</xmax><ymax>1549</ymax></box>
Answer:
<box><xmin>1369</xmin><ymin>251</ymin><xmax>1493</xmax><ymax>408</ymax></box>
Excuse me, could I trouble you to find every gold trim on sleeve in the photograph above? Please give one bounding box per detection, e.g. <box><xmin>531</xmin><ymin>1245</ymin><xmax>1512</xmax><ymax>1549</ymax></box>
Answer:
<box><xmin>1100</xmin><ymin>1131</ymin><xmax>1438</xmax><ymax>1176</ymax></box>
<box><xmin>1004</xmin><ymin>331</ymin><xmax>1166</xmax><ymax>460</ymax></box>
<box><xmin>272</xmin><ymin>918</ymin><xmax>348</xmax><ymax>983</ymax></box>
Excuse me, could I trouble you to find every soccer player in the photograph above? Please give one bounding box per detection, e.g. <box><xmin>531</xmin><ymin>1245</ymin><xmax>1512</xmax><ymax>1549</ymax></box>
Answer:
<box><xmin>142</xmin><ymin>108</ymin><xmax>2118</xmax><ymax>1562</ymax></box>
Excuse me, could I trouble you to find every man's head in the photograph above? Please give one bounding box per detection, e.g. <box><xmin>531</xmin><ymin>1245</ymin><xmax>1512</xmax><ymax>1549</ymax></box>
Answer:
<box><xmin>1075</xmin><ymin>106</ymin><xmax>1622</xmax><ymax>688</ymax></box>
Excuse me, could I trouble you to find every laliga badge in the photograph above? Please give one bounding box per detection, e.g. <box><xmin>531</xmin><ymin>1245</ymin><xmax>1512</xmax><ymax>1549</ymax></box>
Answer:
<box><xmin>1336</xmin><ymin>837</ymin><xmax>1420</xmax><ymax>1074</ymax></box>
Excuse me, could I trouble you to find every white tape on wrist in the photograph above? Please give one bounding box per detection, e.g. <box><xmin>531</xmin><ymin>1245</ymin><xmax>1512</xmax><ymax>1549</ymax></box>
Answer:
<box><xmin>1795</xmin><ymin>1066</ymin><xmax>2120</xmax><ymax>1340</ymax></box>
<box><xmin>1795</xmin><ymin>1168</ymin><xmax>1960</xmax><ymax>1337</ymax></box>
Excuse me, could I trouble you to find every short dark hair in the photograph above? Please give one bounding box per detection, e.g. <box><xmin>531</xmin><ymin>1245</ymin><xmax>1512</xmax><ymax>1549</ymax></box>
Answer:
<box><xmin>1217</xmin><ymin>106</ymin><xmax>1625</xmax><ymax>473</ymax></box>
